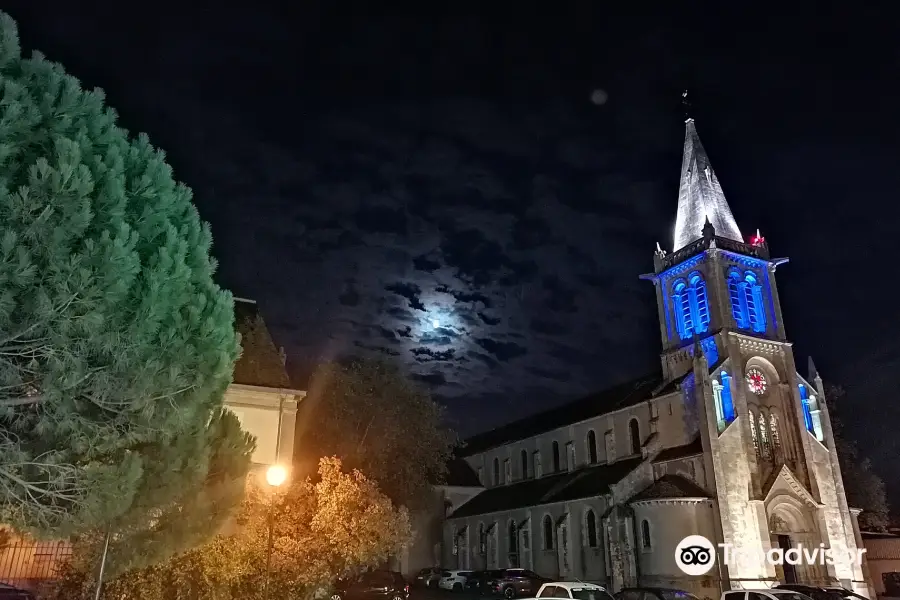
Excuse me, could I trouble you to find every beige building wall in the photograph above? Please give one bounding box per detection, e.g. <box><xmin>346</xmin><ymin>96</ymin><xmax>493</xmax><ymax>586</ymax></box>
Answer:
<box><xmin>224</xmin><ymin>383</ymin><xmax>304</xmax><ymax>467</ymax></box>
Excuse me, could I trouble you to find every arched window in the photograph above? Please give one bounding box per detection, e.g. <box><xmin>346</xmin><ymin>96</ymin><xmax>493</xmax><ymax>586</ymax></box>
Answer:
<box><xmin>769</xmin><ymin>414</ymin><xmax>781</xmax><ymax>452</ymax></box>
<box><xmin>798</xmin><ymin>384</ymin><xmax>814</xmax><ymax>433</ymax></box>
<box><xmin>728</xmin><ymin>268</ymin><xmax>767</xmax><ymax>333</ymax></box>
<box><xmin>629</xmin><ymin>419</ymin><xmax>641</xmax><ymax>456</ymax></box>
<box><xmin>641</xmin><ymin>519</ymin><xmax>652</xmax><ymax>549</ymax></box>
<box><xmin>758</xmin><ymin>413</ymin><xmax>770</xmax><ymax>459</ymax></box>
<box><xmin>521</xmin><ymin>450</ymin><xmax>529</xmax><ymax>479</ymax></box>
<box><xmin>478</xmin><ymin>523</ymin><xmax>486</xmax><ymax>555</ymax></box>
<box><xmin>585</xmin><ymin>510</ymin><xmax>598</xmax><ymax>547</ymax></box>
<box><xmin>689</xmin><ymin>272</ymin><xmax>710</xmax><ymax>333</ymax></box>
<box><xmin>493</xmin><ymin>458</ymin><xmax>500</xmax><ymax>485</ymax></box>
<box><xmin>749</xmin><ymin>410</ymin><xmax>759</xmax><ymax>455</ymax></box>
<box><xmin>508</xmin><ymin>520</ymin><xmax>518</xmax><ymax>554</ymax></box>
<box><xmin>672</xmin><ymin>272</ymin><xmax>711</xmax><ymax>341</ymax></box>
<box><xmin>587</xmin><ymin>430</ymin><xmax>598</xmax><ymax>464</ymax></box>
<box><xmin>552</xmin><ymin>441</ymin><xmax>560</xmax><ymax>472</ymax></box>
<box><xmin>542</xmin><ymin>515</ymin><xmax>554</xmax><ymax>550</ymax></box>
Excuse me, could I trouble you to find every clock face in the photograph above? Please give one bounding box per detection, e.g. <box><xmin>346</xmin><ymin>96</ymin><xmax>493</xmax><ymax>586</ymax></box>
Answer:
<box><xmin>746</xmin><ymin>367</ymin><xmax>767</xmax><ymax>395</ymax></box>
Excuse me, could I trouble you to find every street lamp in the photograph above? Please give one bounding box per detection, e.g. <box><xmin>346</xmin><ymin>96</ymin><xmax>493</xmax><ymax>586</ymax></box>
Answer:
<box><xmin>263</xmin><ymin>464</ymin><xmax>288</xmax><ymax>600</ymax></box>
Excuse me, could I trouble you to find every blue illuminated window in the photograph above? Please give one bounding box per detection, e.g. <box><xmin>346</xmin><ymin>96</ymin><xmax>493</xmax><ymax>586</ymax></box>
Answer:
<box><xmin>799</xmin><ymin>384</ymin><xmax>814</xmax><ymax>433</ymax></box>
<box><xmin>672</xmin><ymin>272</ymin><xmax>710</xmax><ymax>340</ymax></box>
<box><xmin>720</xmin><ymin>371</ymin><xmax>735</xmax><ymax>422</ymax></box>
<box><xmin>728</xmin><ymin>268</ymin><xmax>767</xmax><ymax>333</ymax></box>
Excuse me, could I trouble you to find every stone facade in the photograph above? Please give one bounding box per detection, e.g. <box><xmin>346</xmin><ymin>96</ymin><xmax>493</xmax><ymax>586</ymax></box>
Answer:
<box><xmin>442</xmin><ymin>119</ymin><xmax>874</xmax><ymax>599</ymax></box>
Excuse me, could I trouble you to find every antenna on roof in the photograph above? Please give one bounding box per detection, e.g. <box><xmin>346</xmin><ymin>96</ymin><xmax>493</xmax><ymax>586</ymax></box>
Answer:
<box><xmin>234</xmin><ymin>296</ymin><xmax>257</xmax><ymax>304</ymax></box>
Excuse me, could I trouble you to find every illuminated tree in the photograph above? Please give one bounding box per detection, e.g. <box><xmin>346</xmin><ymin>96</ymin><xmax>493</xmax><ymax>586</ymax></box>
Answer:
<box><xmin>51</xmin><ymin>458</ymin><xmax>412</xmax><ymax>600</ymax></box>
<box><xmin>300</xmin><ymin>359</ymin><xmax>458</xmax><ymax>509</ymax></box>
<box><xmin>0</xmin><ymin>7</ymin><xmax>252</xmax><ymax>556</ymax></box>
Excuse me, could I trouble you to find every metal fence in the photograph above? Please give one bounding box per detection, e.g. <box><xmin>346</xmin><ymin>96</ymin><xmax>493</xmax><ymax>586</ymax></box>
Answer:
<box><xmin>0</xmin><ymin>539</ymin><xmax>72</xmax><ymax>592</ymax></box>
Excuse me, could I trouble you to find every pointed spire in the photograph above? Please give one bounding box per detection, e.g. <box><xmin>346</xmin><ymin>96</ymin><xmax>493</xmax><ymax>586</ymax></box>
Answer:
<box><xmin>672</xmin><ymin>119</ymin><xmax>743</xmax><ymax>251</ymax></box>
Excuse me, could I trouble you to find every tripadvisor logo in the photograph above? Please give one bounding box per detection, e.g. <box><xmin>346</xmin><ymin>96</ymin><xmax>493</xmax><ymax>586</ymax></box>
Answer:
<box><xmin>675</xmin><ymin>535</ymin><xmax>867</xmax><ymax>576</ymax></box>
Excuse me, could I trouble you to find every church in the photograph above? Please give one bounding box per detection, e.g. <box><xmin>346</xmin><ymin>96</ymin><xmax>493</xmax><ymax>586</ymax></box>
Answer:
<box><xmin>440</xmin><ymin>117</ymin><xmax>873</xmax><ymax>598</ymax></box>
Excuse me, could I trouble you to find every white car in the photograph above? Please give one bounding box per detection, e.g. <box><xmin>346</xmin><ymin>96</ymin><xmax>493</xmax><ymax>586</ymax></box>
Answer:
<box><xmin>722</xmin><ymin>591</ymin><xmax>815</xmax><ymax>600</ymax></box>
<box><xmin>526</xmin><ymin>582</ymin><xmax>616</xmax><ymax>600</ymax></box>
<box><xmin>439</xmin><ymin>570</ymin><xmax>474</xmax><ymax>592</ymax></box>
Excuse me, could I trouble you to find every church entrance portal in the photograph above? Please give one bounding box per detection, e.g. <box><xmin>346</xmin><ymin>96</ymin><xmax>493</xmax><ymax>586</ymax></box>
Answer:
<box><xmin>777</xmin><ymin>534</ymin><xmax>798</xmax><ymax>584</ymax></box>
<box><xmin>768</xmin><ymin>500</ymin><xmax>824</xmax><ymax>586</ymax></box>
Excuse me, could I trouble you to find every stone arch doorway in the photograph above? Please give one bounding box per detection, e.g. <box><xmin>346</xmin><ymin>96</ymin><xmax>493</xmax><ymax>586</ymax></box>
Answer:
<box><xmin>768</xmin><ymin>497</ymin><xmax>825</xmax><ymax>585</ymax></box>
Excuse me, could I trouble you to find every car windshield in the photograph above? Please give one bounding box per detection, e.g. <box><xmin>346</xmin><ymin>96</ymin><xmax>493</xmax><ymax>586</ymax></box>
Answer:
<box><xmin>659</xmin><ymin>591</ymin><xmax>702</xmax><ymax>600</ymax></box>
<box><xmin>572</xmin><ymin>588</ymin><xmax>616</xmax><ymax>600</ymax></box>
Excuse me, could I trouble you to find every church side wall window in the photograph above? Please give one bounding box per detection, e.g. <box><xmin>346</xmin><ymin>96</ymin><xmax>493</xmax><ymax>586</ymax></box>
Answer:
<box><xmin>587</xmin><ymin>430</ymin><xmax>598</xmax><ymax>464</ymax></box>
<box><xmin>728</xmin><ymin>268</ymin><xmax>767</xmax><ymax>333</ymax></box>
<box><xmin>629</xmin><ymin>419</ymin><xmax>641</xmax><ymax>455</ymax></box>
<box><xmin>534</xmin><ymin>451</ymin><xmax>542</xmax><ymax>477</ymax></box>
<box><xmin>552</xmin><ymin>441</ymin><xmax>561</xmax><ymax>472</ymax></box>
<box><xmin>585</xmin><ymin>510</ymin><xmax>598</xmax><ymax>548</ymax></box>
<box><xmin>521</xmin><ymin>450</ymin><xmax>529</xmax><ymax>479</ymax></box>
<box><xmin>493</xmin><ymin>458</ymin><xmax>500</xmax><ymax>486</ymax></box>
<box><xmin>671</xmin><ymin>272</ymin><xmax>710</xmax><ymax>341</ymax></box>
<box><xmin>479</xmin><ymin>523</ymin><xmax>486</xmax><ymax>555</ymax></box>
<box><xmin>542</xmin><ymin>515</ymin><xmax>554</xmax><ymax>550</ymax></box>
<box><xmin>641</xmin><ymin>520</ymin><xmax>652</xmax><ymax>549</ymax></box>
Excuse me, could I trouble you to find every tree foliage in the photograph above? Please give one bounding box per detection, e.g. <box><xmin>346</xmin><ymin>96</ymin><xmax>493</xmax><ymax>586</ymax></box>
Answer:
<box><xmin>826</xmin><ymin>384</ymin><xmax>890</xmax><ymax>531</ymax></box>
<box><xmin>0</xmin><ymin>7</ymin><xmax>252</xmax><ymax>555</ymax></box>
<box><xmin>51</xmin><ymin>457</ymin><xmax>412</xmax><ymax>600</ymax></box>
<box><xmin>299</xmin><ymin>359</ymin><xmax>457</xmax><ymax>509</ymax></box>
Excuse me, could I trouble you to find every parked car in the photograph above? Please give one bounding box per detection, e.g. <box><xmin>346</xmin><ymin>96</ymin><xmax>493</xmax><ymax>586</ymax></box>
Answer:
<box><xmin>414</xmin><ymin>567</ymin><xmax>443</xmax><ymax>588</ymax></box>
<box><xmin>528</xmin><ymin>581</ymin><xmax>615</xmax><ymax>600</ymax></box>
<box><xmin>331</xmin><ymin>570</ymin><xmax>409</xmax><ymax>600</ymax></box>
<box><xmin>467</xmin><ymin>570</ymin><xmax>504</xmax><ymax>595</ymax></box>
<box><xmin>439</xmin><ymin>570</ymin><xmax>475</xmax><ymax>592</ymax></box>
<box><xmin>775</xmin><ymin>585</ymin><xmax>846</xmax><ymax>600</ymax></box>
<box><xmin>616</xmin><ymin>588</ymin><xmax>701</xmax><ymax>600</ymax></box>
<box><xmin>0</xmin><ymin>583</ymin><xmax>35</xmax><ymax>600</ymax></box>
<box><xmin>824</xmin><ymin>588</ymin><xmax>868</xmax><ymax>600</ymax></box>
<box><xmin>486</xmin><ymin>568</ymin><xmax>551</xmax><ymax>598</ymax></box>
<box><xmin>722</xmin><ymin>590</ymin><xmax>814</xmax><ymax>600</ymax></box>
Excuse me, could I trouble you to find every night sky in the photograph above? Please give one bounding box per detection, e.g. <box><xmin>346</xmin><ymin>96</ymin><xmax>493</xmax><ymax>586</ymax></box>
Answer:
<box><xmin>6</xmin><ymin>4</ymin><xmax>900</xmax><ymax>498</ymax></box>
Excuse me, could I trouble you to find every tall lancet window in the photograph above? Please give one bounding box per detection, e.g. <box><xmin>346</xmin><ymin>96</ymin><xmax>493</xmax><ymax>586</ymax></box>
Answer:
<box><xmin>728</xmin><ymin>268</ymin><xmax>767</xmax><ymax>333</ymax></box>
<box><xmin>769</xmin><ymin>414</ymin><xmax>781</xmax><ymax>453</ymax></box>
<box><xmin>672</xmin><ymin>272</ymin><xmax>710</xmax><ymax>341</ymax></box>
<box><xmin>749</xmin><ymin>410</ymin><xmax>759</xmax><ymax>455</ymax></box>
<box><xmin>758</xmin><ymin>413</ymin><xmax>771</xmax><ymax>459</ymax></box>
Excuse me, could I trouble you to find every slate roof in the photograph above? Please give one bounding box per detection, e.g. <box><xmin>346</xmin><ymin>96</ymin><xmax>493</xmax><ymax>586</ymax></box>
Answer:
<box><xmin>653</xmin><ymin>437</ymin><xmax>703</xmax><ymax>462</ymax></box>
<box><xmin>440</xmin><ymin>458</ymin><xmax>482</xmax><ymax>488</ymax></box>
<box><xmin>629</xmin><ymin>474</ymin><xmax>709</xmax><ymax>502</ymax></box>
<box><xmin>449</xmin><ymin>457</ymin><xmax>642</xmax><ymax>519</ymax></box>
<box><xmin>232</xmin><ymin>298</ymin><xmax>292</xmax><ymax>389</ymax></box>
<box><xmin>461</xmin><ymin>375</ymin><xmax>665</xmax><ymax>456</ymax></box>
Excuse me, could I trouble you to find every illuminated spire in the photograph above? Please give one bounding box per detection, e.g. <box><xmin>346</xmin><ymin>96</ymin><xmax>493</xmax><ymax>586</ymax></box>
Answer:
<box><xmin>672</xmin><ymin>119</ymin><xmax>743</xmax><ymax>251</ymax></box>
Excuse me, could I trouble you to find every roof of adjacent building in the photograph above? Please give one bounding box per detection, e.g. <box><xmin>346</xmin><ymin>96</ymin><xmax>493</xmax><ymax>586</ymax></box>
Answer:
<box><xmin>232</xmin><ymin>298</ymin><xmax>292</xmax><ymax>389</ymax></box>
<box><xmin>440</xmin><ymin>458</ymin><xmax>482</xmax><ymax>488</ymax></box>
<box><xmin>673</xmin><ymin>118</ymin><xmax>743</xmax><ymax>252</ymax></box>
<box><xmin>652</xmin><ymin>437</ymin><xmax>703</xmax><ymax>462</ymax></box>
<box><xmin>629</xmin><ymin>474</ymin><xmax>709</xmax><ymax>502</ymax></box>
<box><xmin>449</xmin><ymin>457</ymin><xmax>642</xmax><ymax>519</ymax></box>
<box><xmin>460</xmin><ymin>375</ymin><xmax>664</xmax><ymax>456</ymax></box>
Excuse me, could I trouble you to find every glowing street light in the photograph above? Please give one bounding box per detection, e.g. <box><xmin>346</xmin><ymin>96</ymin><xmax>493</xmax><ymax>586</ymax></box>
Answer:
<box><xmin>266</xmin><ymin>464</ymin><xmax>287</xmax><ymax>487</ymax></box>
<box><xmin>263</xmin><ymin>464</ymin><xmax>288</xmax><ymax>600</ymax></box>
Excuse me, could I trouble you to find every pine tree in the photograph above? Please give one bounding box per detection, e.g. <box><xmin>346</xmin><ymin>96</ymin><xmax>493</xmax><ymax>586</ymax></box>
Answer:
<box><xmin>0</xmin><ymin>7</ymin><xmax>254</xmax><ymax>566</ymax></box>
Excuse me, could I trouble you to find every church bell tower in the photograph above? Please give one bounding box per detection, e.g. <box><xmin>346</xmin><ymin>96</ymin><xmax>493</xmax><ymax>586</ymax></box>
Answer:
<box><xmin>640</xmin><ymin>113</ymin><xmax>871</xmax><ymax>595</ymax></box>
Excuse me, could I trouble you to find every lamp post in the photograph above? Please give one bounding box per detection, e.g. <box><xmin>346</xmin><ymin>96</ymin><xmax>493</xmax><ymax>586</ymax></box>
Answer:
<box><xmin>263</xmin><ymin>464</ymin><xmax>287</xmax><ymax>600</ymax></box>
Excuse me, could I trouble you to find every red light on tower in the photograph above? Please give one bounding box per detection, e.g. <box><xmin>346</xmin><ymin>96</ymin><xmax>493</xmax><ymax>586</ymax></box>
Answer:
<box><xmin>750</xmin><ymin>228</ymin><xmax>765</xmax><ymax>246</ymax></box>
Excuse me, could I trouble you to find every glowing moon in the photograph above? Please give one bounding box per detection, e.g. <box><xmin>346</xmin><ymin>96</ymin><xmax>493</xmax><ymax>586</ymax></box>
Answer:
<box><xmin>432</xmin><ymin>319</ymin><xmax>440</xmax><ymax>329</ymax></box>
<box><xmin>590</xmin><ymin>89</ymin><xmax>608</xmax><ymax>105</ymax></box>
